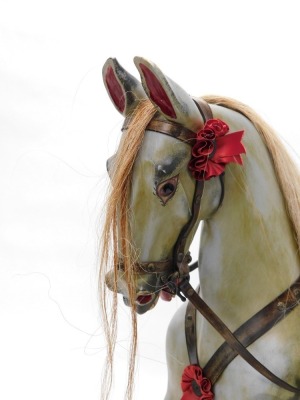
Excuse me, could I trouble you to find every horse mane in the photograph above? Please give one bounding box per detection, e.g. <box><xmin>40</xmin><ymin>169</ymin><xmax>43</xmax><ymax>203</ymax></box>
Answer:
<box><xmin>203</xmin><ymin>95</ymin><xmax>300</xmax><ymax>251</ymax></box>
<box><xmin>100</xmin><ymin>95</ymin><xmax>300</xmax><ymax>399</ymax></box>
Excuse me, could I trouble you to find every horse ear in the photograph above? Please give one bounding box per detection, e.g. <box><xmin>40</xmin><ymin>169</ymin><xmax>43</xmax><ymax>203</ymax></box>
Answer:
<box><xmin>134</xmin><ymin>57</ymin><xmax>204</xmax><ymax>132</ymax></box>
<box><xmin>102</xmin><ymin>58</ymin><xmax>146</xmax><ymax>116</ymax></box>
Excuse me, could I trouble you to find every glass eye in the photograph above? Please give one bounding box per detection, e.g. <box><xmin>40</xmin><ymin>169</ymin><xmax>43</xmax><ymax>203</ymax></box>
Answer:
<box><xmin>156</xmin><ymin>176</ymin><xmax>179</xmax><ymax>205</ymax></box>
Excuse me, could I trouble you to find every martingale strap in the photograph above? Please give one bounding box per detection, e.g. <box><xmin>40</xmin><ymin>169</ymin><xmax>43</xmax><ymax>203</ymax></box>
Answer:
<box><xmin>182</xmin><ymin>276</ymin><xmax>300</xmax><ymax>393</ymax></box>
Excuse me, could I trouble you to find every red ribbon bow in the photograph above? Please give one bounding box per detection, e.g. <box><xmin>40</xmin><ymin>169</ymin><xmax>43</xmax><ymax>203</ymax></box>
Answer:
<box><xmin>188</xmin><ymin>119</ymin><xmax>246</xmax><ymax>181</ymax></box>
<box><xmin>181</xmin><ymin>365</ymin><xmax>214</xmax><ymax>400</ymax></box>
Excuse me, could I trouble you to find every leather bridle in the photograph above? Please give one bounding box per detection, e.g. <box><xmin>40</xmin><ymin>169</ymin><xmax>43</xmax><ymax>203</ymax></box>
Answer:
<box><xmin>120</xmin><ymin>98</ymin><xmax>300</xmax><ymax>394</ymax></box>
<box><xmin>118</xmin><ymin>98</ymin><xmax>215</xmax><ymax>297</ymax></box>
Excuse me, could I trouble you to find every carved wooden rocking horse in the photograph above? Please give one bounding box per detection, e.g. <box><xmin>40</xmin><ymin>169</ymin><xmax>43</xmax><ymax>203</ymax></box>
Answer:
<box><xmin>100</xmin><ymin>57</ymin><xmax>300</xmax><ymax>399</ymax></box>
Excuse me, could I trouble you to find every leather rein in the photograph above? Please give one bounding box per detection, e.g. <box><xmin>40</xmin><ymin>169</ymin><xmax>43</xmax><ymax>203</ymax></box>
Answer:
<box><xmin>123</xmin><ymin>99</ymin><xmax>300</xmax><ymax>393</ymax></box>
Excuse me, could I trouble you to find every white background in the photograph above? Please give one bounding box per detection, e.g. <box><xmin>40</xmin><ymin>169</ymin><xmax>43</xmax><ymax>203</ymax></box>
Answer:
<box><xmin>1</xmin><ymin>1</ymin><xmax>300</xmax><ymax>399</ymax></box>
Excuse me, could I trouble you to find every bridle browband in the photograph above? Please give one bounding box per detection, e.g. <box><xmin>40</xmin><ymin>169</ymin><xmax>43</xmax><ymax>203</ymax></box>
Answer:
<box><xmin>120</xmin><ymin>98</ymin><xmax>300</xmax><ymax>394</ymax></box>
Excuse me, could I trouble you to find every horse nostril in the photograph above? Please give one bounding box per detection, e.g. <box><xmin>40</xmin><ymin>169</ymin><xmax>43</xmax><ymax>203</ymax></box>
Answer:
<box><xmin>105</xmin><ymin>270</ymin><xmax>116</xmax><ymax>292</ymax></box>
<box><xmin>123</xmin><ymin>297</ymin><xmax>130</xmax><ymax>306</ymax></box>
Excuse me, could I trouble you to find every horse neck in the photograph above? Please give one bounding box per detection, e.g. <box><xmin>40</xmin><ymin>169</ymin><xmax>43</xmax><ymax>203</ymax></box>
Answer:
<box><xmin>198</xmin><ymin>106</ymin><xmax>300</xmax><ymax>327</ymax></box>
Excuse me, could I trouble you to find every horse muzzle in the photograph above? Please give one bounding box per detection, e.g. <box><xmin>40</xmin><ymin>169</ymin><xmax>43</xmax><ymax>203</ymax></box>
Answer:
<box><xmin>105</xmin><ymin>261</ymin><xmax>176</xmax><ymax>314</ymax></box>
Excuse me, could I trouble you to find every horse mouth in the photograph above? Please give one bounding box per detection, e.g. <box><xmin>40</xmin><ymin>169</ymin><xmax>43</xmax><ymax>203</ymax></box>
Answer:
<box><xmin>136</xmin><ymin>292</ymin><xmax>154</xmax><ymax>305</ymax></box>
<box><xmin>121</xmin><ymin>291</ymin><xmax>160</xmax><ymax>314</ymax></box>
<box><xmin>160</xmin><ymin>287</ymin><xmax>174</xmax><ymax>301</ymax></box>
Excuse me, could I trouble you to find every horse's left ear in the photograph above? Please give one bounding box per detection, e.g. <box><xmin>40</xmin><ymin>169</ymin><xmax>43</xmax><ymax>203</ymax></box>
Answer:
<box><xmin>102</xmin><ymin>58</ymin><xmax>146</xmax><ymax>116</ymax></box>
<box><xmin>134</xmin><ymin>57</ymin><xmax>204</xmax><ymax>132</ymax></box>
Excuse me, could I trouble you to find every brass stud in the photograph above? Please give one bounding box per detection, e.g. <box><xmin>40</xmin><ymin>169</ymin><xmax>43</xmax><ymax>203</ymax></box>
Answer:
<box><xmin>277</xmin><ymin>301</ymin><xmax>286</xmax><ymax>311</ymax></box>
<box><xmin>293</xmin><ymin>288</ymin><xmax>300</xmax><ymax>298</ymax></box>
<box><xmin>178</xmin><ymin>253</ymin><xmax>184</xmax><ymax>262</ymax></box>
<box><xmin>148</xmin><ymin>263</ymin><xmax>154</xmax><ymax>272</ymax></box>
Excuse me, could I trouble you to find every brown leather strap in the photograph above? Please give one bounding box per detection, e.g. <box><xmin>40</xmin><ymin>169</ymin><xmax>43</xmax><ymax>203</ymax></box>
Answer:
<box><xmin>203</xmin><ymin>275</ymin><xmax>300</xmax><ymax>385</ymax></box>
<box><xmin>118</xmin><ymin>259</ymin><xmax>173</xmax><ymax>274</ymax></box>
<box><xmin>185</xmin><ymin>288</ymin><xmax>200</xmax><ymax>366</ymax></box>
<box><xmin>173</xmin><ymin>100</ymin><xmax>213</xmax><ymax>276</ymax></box>
<box><xmin>174</xmin><ymin>180</ymin><xmax>204</xmax><ymax>277</ymax></box>
<box><xmin>146</xmin><ymin>118</ymin><xmax>196</xmax><ymax>143</ymax></box>
<box><xmin>182</xmin><ymin>277</ymin><xmax>300</xmax><ymax>393</ymax></box>
<box><xmin>125</xmin><ymin>98</ymin><xmax>214</xmax><ymax>145</ymax></box>
<box><xmin>123</xmin><ymin>114</ymin><xmax>195</xmax><ymax>143</ymax></box>
<box><xmin>193</xmin><ymin>97</ymin><xmax>213</xmax><ymax>123</ymax></box>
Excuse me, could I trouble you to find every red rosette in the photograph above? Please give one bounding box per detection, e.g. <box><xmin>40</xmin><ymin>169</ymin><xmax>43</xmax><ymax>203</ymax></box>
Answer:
<box><xmin>200</xmin><ymin>378</ymin><xmax>212</xmax><ymax>394</ymax></box>
<box><xmin>204</xmin><ymin>160</ymin><xmax>225</xmax><ymax>180</ymax></box>
<box><xmin>188</xmin><ymin>156</ymin><xmax>208</xmax><ymax>181</ymax></box>
<box><xmin>205</xmin><ymin>119</ymin><xmax>229</xmax><ymax>136</ymax></box>
<box><xmin>198</xmin><ymin>127</ymin><xmax>216</xmax><ymax>141</ymax></box>
<box><xmin>213</xmin><ymin>131</ymin><xmax>245</xmax><ymax>165</ymax></box>
<box><xmin>189</xmin><ymin>119</ymin><xmax>246</xmax><ymax>181</ymax></box>
<box><xmin>192</xmin><ymin>140</ymin><xmax>214</xmax><ymax>158</ymax></box>
<box><xmin>181</xmin><ymin>365</ymin><xmax>214</xmax><ymax>400</ymax></box>
<box><xmin>188</xmin><ymin>156</ymin><xmax>225</xmax><ymax>181</ymax></box>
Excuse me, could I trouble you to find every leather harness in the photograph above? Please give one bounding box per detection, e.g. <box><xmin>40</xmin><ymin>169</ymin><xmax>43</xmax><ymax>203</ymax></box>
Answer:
<box><xmin>184</xmin><ymin>277</ymin><xmax>300</xmax><ymax>388</ymax></box>
<box><xmin>123</xmin><ymin>98</ymin><xmax>300</xmax><ymax>394</ymax></box>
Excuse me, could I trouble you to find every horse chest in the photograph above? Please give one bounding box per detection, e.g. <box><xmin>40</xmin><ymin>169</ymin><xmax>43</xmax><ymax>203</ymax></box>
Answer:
<box><xmin>212</xmin><ymin>339</ymin><xmax>290</xmax><ymax>399</ymax></box>
<box><xmin>165</xmin><ymin>303</ymin><xmax>300</xmax><ymax>400</ymax></box>
<box><xmin>196</xmin><ymin>314</ymin><xmax>299</xmax><ymax>400</ymax></box>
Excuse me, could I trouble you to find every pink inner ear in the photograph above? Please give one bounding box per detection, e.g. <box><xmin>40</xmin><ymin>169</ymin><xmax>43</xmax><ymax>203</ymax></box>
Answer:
<box><xmin>105</xmin><ymin>66</ymin><xmax>125</xmax><ymax>113</ymax></box>
<box><xmin>139</xmin><ymin>64</ymin><xmax>177</xmax><ymax>119</ymax></box>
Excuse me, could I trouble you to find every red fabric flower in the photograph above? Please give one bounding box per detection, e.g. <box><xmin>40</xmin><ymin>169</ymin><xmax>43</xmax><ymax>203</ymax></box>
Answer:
<box><xmin>181</xmin><ymin>365</ymin><xmax>214</xmax><ymax>400</ymax></box>
<box><xmin>188</xmin><ymin>119</ymin><xmax>246</xmax><ymax>180</ymax></box>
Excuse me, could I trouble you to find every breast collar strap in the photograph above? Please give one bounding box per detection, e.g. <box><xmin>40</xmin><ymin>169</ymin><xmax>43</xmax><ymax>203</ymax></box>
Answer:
<box><xmin>182</xmin><ymin>277</ymin><xmax>300</xmax><ymax>394</ymax></box>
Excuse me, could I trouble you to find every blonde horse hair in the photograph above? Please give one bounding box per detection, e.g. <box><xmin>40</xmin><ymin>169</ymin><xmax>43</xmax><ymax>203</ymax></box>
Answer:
<box><xmin>99</xmin><ymin>100</ymin><xmax>156</xmax><ymax>400</ymax></box>
<box><xmin>203</xmin><ymin>95</ymin><xmax>300</xmax><ymax>250</ymax></box>
<box><xmin>99</xmin><ymin>95</ymin><xmax>300</xmax><ymax>399</ymax></box>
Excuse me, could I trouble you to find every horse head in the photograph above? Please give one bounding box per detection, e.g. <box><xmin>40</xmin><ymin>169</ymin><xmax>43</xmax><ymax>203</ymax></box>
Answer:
<box><xmin>102</xmin><ymin>57</ymin><xmax>243</xmax><ymax>314</ymax></box>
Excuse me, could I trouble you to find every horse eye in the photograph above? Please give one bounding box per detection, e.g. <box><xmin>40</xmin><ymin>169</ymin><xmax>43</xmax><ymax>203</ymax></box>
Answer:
<box><xmin>156</xmin><ymin>176</ymin><xmax>179</xmax><ymax>205</ymax></box>
<box><xmin>161</xmin><ymin>183</ymin><xmax>175</xmax><ymax>195</ymax></box>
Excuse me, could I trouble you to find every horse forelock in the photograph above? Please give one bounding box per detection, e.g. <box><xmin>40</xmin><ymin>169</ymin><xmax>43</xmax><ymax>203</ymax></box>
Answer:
<box><xmin>99</xmin><ymin>99</ymin><xmax>156</xmax><ymax>400</ymax></box>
